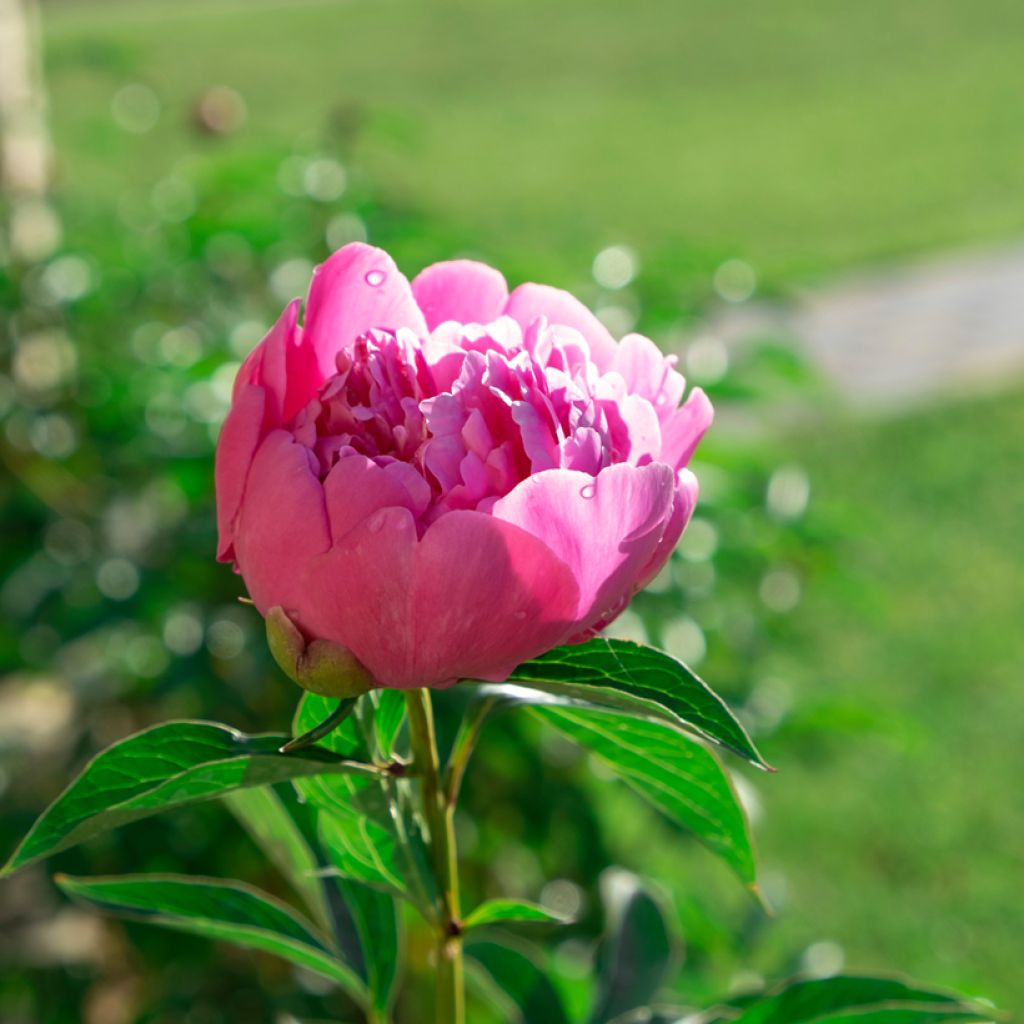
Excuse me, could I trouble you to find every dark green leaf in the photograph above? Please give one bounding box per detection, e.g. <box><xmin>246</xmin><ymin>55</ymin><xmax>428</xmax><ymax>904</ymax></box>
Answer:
<box><xmin>2</xmin><ymin>721</ymin><xmax>384</xmax><ymax>877</ymax></box>
<box><xmin>56</xmin><ymin>873</ymin><xmax>366</xmax><ymax>1001</ymax></box>
<box><xmin>495</xmin><ymin>638</ymin><xmax>769</xmax><ymax>769</ymax></box>
<box><xmin>590</xmin><ymin>871</ymin><xmax>677</xmax><ymax>1024</ymax></box>
<box><xmin>532</xmin><ymin>707</ymin><xmax>758</xmax><ymax>890</ymax></box>
<box><xmin>727</xmin><ymin>975</ymin><xmax>998</xmax><ymax>1024</ymax></box>
<box><xmin>464</xmin><ymin>898</ymin><xmax>573</xmax><ymax>930</ymax></box>
<box><xmin>466</xmin><ymin>932</ymin><xmax>571</xmax><ymax>1024</ymax></box>
<box><xmin>335</xmin><ymin>877</ymin><xmax>402</xmax><ymax>1017</ymax></box>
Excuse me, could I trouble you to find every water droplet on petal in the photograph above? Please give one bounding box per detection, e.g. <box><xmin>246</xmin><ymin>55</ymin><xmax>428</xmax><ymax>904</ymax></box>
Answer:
<box><xmin>365</xmin><ymin>269</ymin><xmax>386</xmax><ymax>287</ymax></box>
<box><xmin>580</xmin><ymin>483</ymin><xmax>596</xmax><ymax>499</ymax></box>
<box><xmin>513</xmin><ymin>610</ymin><xmax>527</xmax><ymax>621</ymax></box>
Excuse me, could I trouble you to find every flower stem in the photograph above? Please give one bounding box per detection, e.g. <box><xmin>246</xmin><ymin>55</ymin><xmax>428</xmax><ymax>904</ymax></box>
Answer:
<box><xmin>405</xmin><ymin>689</ymin><xmax>464</xmax><ymax>1024</ymax></box>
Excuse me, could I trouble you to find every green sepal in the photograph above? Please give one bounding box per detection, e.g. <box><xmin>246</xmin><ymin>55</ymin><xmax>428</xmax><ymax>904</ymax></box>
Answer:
<box><xmin>266</xmin><ymin>606</ymin><xmax>374</xmax><ymax>699</ymax></box>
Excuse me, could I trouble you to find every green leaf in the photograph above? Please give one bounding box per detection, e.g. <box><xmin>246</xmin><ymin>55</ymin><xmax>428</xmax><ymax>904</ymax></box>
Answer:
<box><xmin>293</xmin><ymin>694</ymin><xmax>434</xmax><ymax>914</ymax></box>
<box><xmin>294</xmin><ymin>693</ymin><xmax>367</xmax><ymax>757</ymax></box>
<box><xmin>226</xmin><ymin>782</ymin><xmax>402</xmax><ymax>1015</ymax></box>
<box><xmin>314</xmin><ymin>784</ymin><xmax>428</xmax><ymax>909</ymax></box>
<box><xmin>532</xmin><ymin>706</ymin><xmax>758</xmax><ymax>890</ymax></box>
<box><xmin>466</xmin><ymin>933</ymin><xmax>571</xmax><ymax>1024</ymax></box>
<box><xmin>2</xmin><ymin>721</ymin><xmax>384</xmax><ymax>878</ymax></box>
<box><xmin>589</xmin><ymin>870</ymin><xmax>677</xmax><ymax>1024</ymax></box>
<box><xmin>495</xmin><ymin>638</ymin><xmax>769</xmax><ymax>770</ymax></box>
<box><xmin>335</xmin><ymin>877</ymin><xmax>402</xmax><ymax>1017</ymax></box>
<box><xmin>464</xmin><ymin>898</ymin><xmax>573</xmax><ymax>930</ymax></box>
<box><xmin>56</xmin><ymin>873</ymin><xmax>366</xmax><ymax>1002</ymax></box>
<box><xmin>726</xmin><ymin>975</ymin><xmax>999</xmax><ymax>1024</ymax></box>
<box><xmin>372</xmin><ymin>689</ymin><xmax>407</xmax><ymax>759</ymax></box>
<box><xmin>223</xmin><ymin>784</ymin><xmax>330</xmax><ymax>932</ymax></box>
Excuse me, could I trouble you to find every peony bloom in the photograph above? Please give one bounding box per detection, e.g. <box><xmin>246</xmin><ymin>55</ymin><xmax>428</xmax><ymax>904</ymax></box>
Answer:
<box><xmin>216</xmin><ymin>244</ymin><xmax>712</xmax><ymax>689</ymax></box>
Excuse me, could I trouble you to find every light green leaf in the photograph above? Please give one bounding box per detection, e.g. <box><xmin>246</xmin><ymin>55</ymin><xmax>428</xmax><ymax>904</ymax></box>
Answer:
<box><xmin>372</xmin><ymin>689</ymin><xmax>407</xmax><ymax>759</ymax></box>
<box><xmin>56</xmin><ymin>873</ymin><xmax>366</xmax><ymax>1002</ymax></box>
<box><xmin>727</xmin><ymin>975</ymin><xmax>999</xmax><ymax>1024</ymax></box>
<box><xmin>532</xmin><ymin>706</ymin><xmax>758</xmax><ymax>890</ymax></box>
<box><xmin>2</xmin><ymin>721</ymin><xmax>384</xmax><ymax>878</ymax></box>
<box><xmin>294</xmin><ymin>693</ymin><xmax>366</xmax><ymax>756</ymax></box>
<box><xmin>466</xmin><ymin>932</ymin><xmax>571</xmax><ymax>1024</ymax></box>
<box><xmin>464</xmin><ymin>898</ymin><xmax>573</xmax><ymax>930</ymax></box>
<box><xmin>491</xmin><ymin>638</ymin><xmax>768</xmax><ymax>770</ymax></box>
<box><xmin>316</xmin><ymin>797</ymin><xmax>411</xmax><ymax>901</ymax></box>
<box><xmin>589</xmin><ymin>870</ymin><xmax>677</xmax><ymax>1024</ymax></box>
<box><xmin>223</xmin><ymin>784</ymin><xmax>330</xmax><ymax>931</ymax></box>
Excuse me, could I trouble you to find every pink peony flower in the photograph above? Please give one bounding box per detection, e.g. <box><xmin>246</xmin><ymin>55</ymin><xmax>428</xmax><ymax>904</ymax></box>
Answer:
<box><xmin>216</xmin><ymin>243</ymin><xmax>713</xmax><ymax>689</ymax></box>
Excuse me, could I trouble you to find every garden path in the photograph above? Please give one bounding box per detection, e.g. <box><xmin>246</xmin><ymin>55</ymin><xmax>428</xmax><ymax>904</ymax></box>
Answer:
<box><xmin>704</xmin><ymin>243</ymin><xmax>1024</xmax><ymax>409</ymax></box>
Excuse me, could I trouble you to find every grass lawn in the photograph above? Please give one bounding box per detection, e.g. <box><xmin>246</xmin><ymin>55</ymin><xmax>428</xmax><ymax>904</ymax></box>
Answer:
<box><xmin>43</xmin><ymin>0</ymin><xmax>1024</xmax><ymax>296</ymax></box>
<box><xmin>753</xmin><ymin>390</ymin><xmax>1024</xmax><ymax>1006</ymax></box>
<box><xmin>27</xmin><ymin>0</ymin><xmax>1024</xmax><ymax>1012</ymax></box>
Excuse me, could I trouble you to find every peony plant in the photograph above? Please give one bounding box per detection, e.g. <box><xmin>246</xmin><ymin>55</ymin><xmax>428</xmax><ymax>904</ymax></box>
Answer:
<box><xmin>2</xmin><ymin>247</ymin><xmax>998</xmax><ymax>1024</ymax></box>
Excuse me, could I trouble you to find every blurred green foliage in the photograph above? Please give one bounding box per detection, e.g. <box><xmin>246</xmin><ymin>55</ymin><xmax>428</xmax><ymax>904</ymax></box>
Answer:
<box><xmin>1</xmin><ymin>0</ymin><xmax>1022</xmax><ymax>1021</ymax></box>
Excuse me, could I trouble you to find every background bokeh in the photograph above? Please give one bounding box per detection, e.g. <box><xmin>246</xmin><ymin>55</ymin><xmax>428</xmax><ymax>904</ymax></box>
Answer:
<box><xmin>1</xmin><ymin>1</ymin><xmax>1022</xmax><ymax>1021</ymax></box>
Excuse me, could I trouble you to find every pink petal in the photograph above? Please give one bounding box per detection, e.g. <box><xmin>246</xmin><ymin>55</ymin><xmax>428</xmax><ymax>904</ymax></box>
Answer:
<box><xmin>613</xmin><ymin>333</ymin><xmax>685</xmax><ymax>409</ymax></box>
<box><xmin>611</xmin><ymin>393</ymin><xmax>662</xmax><ymax>465</ymax></box>
<box><xmin>233</xmin><ymin>430</ymin><xmax>331</xmax><ymax>615</ymax></box>
<box><xmin>302</xmin><ymin>509</ymin><xmax>579</xmax><ymax>688</ymax></box>
<box><xmin>505</xmin><ymin>283</ymin><xmax>618</xmax><ymax>371</ymax></box>
<box><xmin>411</xmin><ymin>511</ymin><xmax>579</xmax><ymax>685</ymax></box>
<box><xmin>660</xmin><ymin>387</ymin><xmax>714</xmax><ymax>470</ymax></box>
<box><xmin>378</xmin><ymin>460</ymin><xmax>432</xmax><ymax>517</ymax></box>
<box><xmin>633</xmin><ymin>469</ymin><xmax>699</xmax><ymax>593</ymax></box>
<box><xmin>233</xmin><ymin>339</ymin><xmax>265</xmax><ymax>402</ymax></box>
<box><xmin>303</xmin><ymin>507</ymin><xmax>419</xmax><ymax>685</ymax></box>
<box><xmin>258</xmin><ymin>299</ymin><xmax>321</xmax><ymax>425</ymax></box>
<box><xmin>303</xmin><ymin>243</ymin><xmax>427</xmax><ymax>379</ymax></box>
<box><xmin>412</xmin><ymin>260</ymin><xmax>509</xmax><ymax>331</ymax></box>
<box><xmin>491</xmin><ymin>462</ymin><xmax>675</xmax><ymax>630</ymax></box>
<box><xmin>322</xmin><ymin>453</ymin><xmax>426</xmax><ymax>544</ymax></box>
<box><xmin>215</xmin><ymin>384</ymin><xmax>266</xmax><ymax>562</ymax></box>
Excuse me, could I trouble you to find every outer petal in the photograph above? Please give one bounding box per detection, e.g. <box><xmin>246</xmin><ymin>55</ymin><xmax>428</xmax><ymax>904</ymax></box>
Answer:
<box><xmin>303</xmin><ymin>243</ymin><xmax>427</xmax><ymax>378</ymax></box>
<box><xmin>302</xmin><ymin>507</ymin><xmax>419</xmax><ymax>685</ymax></box>
<box><xmin>302</xmin><ymin>508</ymin><xmax>579</xmax><ymax>689</ymax></box>
<box><xmin>412</xmin><ymin>260</ymin><xmax>509</xmax><ymax>331</ymax></box>
<box><xmin>505</xmin><ymin>283</ymin><xmax>618</xmax><ymax>371</ymax></box>
<box><xmin>634</xmin><ymin>468</ymin><xmax>699</xmax><ymax>593</ymax></box>
<box><xmin>233</xmin><ymin>431</ymin><xmax>331</xmax><ymax>615</ymax></box>
<box><xmin>410</xmin><ymin>511</ymin><xmax>579</xmax><ymax>685</ymax></box>
<box><xmin>660</xmin><ymin>387</ymin><xmax>714</xmax><ymax>470</ymax></box>
<box><xmin>258</xmin><ymin>299</ymin><xmax>320</xmax><ymax>425</ymax></box>
<box><xmin>491</xmin><ymin>462</ymin><xmax>675</xmax><ymax>630</ymax></box>
<box><xmin>215</xmin><ymin>384</ymin><xmax>266</xmax><ymax>562</ymax></box>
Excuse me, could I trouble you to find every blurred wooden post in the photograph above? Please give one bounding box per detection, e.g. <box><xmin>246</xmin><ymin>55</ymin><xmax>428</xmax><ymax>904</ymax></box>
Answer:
<box><xmin>0</xmin><ymin>0</ymin><xmax>56</xmax><ymax>261</ymax></box>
